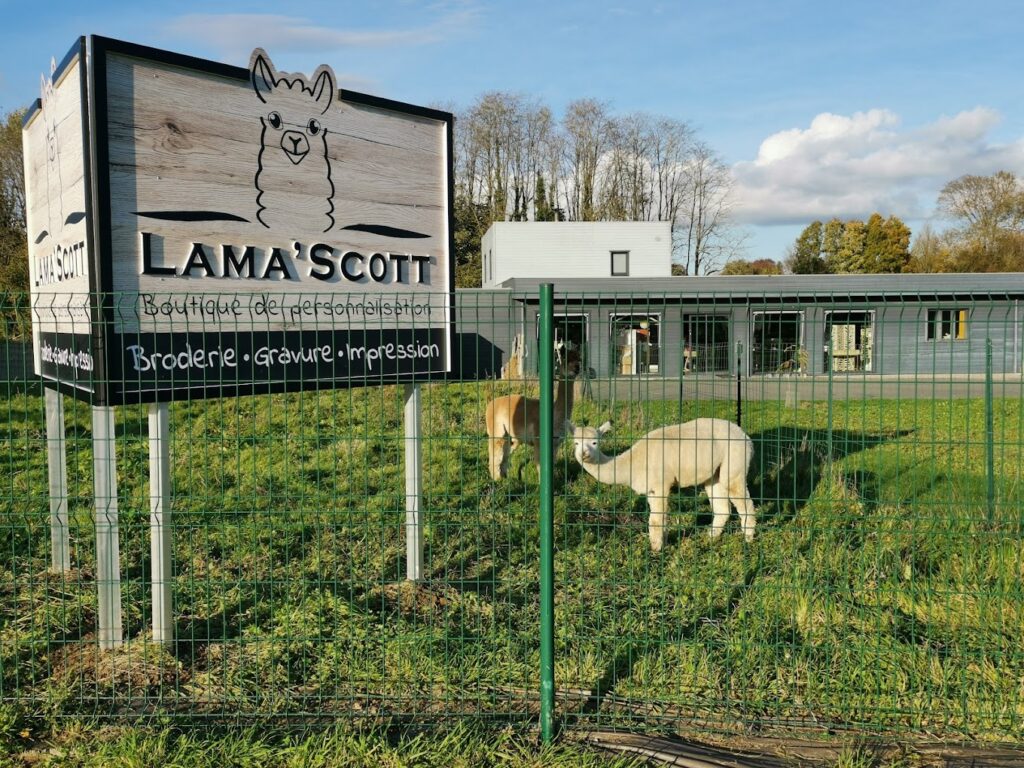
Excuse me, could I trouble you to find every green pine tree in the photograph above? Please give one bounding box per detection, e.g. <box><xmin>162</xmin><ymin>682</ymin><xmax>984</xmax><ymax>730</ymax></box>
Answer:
<box><xmin>787</xmin><ymin>221</ymin><xmax>829</xmax><ymax>273</ymax></box>
<box><xmin>861</xmin><ymin>212</ymin><xmax>887</xmax><ymax>272</ymax></box>
<box><xmin>822</xmin><ymin>218</ymin><xmax>844</xmax><ymax>270</ymax></box>
<box><xmin>834</xmin><ymin>219</ymin><xmax>866</xmax><ymax>273</ymax></box>
<box><xmin>878</xmin><ymin>215</ymin><xmax>912</xmax><ymax>272</ymax></box>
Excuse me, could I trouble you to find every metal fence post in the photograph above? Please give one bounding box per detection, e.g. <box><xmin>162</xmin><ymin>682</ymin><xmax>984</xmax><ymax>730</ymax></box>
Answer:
<box><xmin>92</xmin><ymin>405</ymin><xmax>123</xmax><ymax>649</ymax></box>
<box><xmin>826</xmin><ymin>342</ymin><xmax>834</xmax><ymax>464</ymax></box>
<box><xmin>985</xmin><ymin>338</ymin><xmax>996</xmax><ymax>525</ymax></box>
<box><xmin>735</xmin><ymin>341</ymin><xmax>743</xmax><ymax>428</ymax></box>
<box><xmin>538</xmin><ymin>283</ymin><xmax>555</xmax><ymax>743</ymax></box>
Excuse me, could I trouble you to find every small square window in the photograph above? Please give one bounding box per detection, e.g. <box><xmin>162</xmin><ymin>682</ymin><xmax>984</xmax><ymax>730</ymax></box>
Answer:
<box><xmin>611</xmin><ymin>251</ymin><xmax>629</xmax><ymax>276</ymax></box>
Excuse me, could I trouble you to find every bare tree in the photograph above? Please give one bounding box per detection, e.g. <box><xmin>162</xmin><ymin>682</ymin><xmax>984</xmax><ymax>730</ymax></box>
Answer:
<box><xmin>562</xmin><ymin>99</ymin><xmax>612</xmax><ymax>221</ymax></box>
<box><xmin>651</xmin><ymin>117</ymin><xmax>692</xmax><ymax>225</ymax></box>
<box><xmin>511</xmin><ymin>99</ymin><xmax>554</xmax><ymax>221</ymax></box>
<box><xmin>450</xmin><ymin>91</ymin><xmax>741</xmax><ymax>283</ymax></box>
<box><xmin>461</xmin><ymin>93</ymin><xmax>517</xmax><ymax>221</ymax></box>
<box><xmin>0</xmin><ymin>109</ymin><xmax>25</xmax><ymax>231</ymax></box>
<box><xmin>675</xmin><ymin>141</ymin><xmax>739</xmax><ymax>275</ymax></box>
<box><xmin>937</xmin><ymin>171</ymin><xmax>1024</xmax><ymax>251</ymax></box>
<box><xmin>598</xmin><ymin>113</ymin><xmax>660</xmax><ymax>222</ymax></box>
<box><xmin>456</xmin><ymin>92</ymin><xmax>558</xmax><ymax>222</ymax></box>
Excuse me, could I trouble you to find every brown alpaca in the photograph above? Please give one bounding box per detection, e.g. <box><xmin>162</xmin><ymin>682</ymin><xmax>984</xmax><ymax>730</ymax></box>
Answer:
<box><xmin>485</xmin><ymin>347</ymin><xmax>581</xmax><ymax>480</ymax></box>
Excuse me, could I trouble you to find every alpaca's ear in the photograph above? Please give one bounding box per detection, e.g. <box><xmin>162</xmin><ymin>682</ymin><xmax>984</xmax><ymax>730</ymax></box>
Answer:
<box><xmin>563</xmin><ymin>420</ymin><xmax>575</xmax><ymax>436</ymax></box>
<box><xmin>598</xmin><ymin>421</ymin><xmax>613</xmax><ymax>435</ymax></box>
<box><xmin>310</xmin><ymin>65</ymin><xmax>336</xmax><ymax>115</ymax></box>
<box><xmin>250</xmin><ymin>49</ymin><xmax>277</xmax><ymax>104</ymax></box>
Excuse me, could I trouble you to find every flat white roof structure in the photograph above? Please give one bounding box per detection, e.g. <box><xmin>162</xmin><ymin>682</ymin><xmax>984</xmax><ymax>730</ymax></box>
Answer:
<box><xmin>481</xmin><ymin>221</ymin><xmax>672</xmax><ymax>287</ymax></box>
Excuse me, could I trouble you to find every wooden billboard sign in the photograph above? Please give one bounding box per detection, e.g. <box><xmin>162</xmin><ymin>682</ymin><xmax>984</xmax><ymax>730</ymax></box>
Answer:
<box><xmin>24</xmin><ymin>36</ymin><xmax>454</xmax><ymax>405</ymax></box>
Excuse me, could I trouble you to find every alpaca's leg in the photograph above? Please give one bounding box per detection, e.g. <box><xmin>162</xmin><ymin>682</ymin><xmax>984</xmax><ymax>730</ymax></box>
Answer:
<box><xmin>527</xmin><ymin>440</ymin><xmax>542</xmax><ymax>479</ymax></box>
<box><xmin>487</xmin><ymin>436</ymin><xmax>501</xmax><ymax>480</ymax></box>
<box><xmin>706</xmin><ymin>479</ymin><xmax>732</xmax><ymax>539</ymax></box>
<box><xmin>489</xmin><ymin>435</ymin><xmax>511</xmax><ymax>480</ymax></box>
<box><xmin>501</xmin><ymin>438</ymin><xmax>515</xmax><ymax>479</ymax></box>
<box><xmin>509</xmin><ymin>439</ymin><xmax>531</xmax><ymax>481</ymax></box>
<box><xmin>729</xmin><ymin>480</ymin><xmax>757</xmax><ymax>542</ymax></box>
<box><xmin>647</xmin><ymin>494</ymin><xmax>668</xmax><ymax>552</ymax></box>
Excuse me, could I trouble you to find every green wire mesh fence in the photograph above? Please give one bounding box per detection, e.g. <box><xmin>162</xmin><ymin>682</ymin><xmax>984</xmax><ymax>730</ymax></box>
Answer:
<box><xmin>1</xmin><ymin>286</ymin><xmax>1022</xmax><ymax>748</ymax></box>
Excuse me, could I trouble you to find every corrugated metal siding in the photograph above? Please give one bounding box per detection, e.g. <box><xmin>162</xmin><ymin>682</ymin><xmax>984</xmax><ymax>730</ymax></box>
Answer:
<box><xmin>452</xmin><ymin>290</ymin><xmax>517</xmax><ymax>379</ymax></box>
<box><xmin>500</xmin><ymin>273</ymin><xmax>1024</xmax><ymax>300</ymax></box>
<box><xmin>876</xmin><ymin>304</ymin><xmax>1018</xmax><ymax>375</ymax></box>
<box><xmin>460</xmin><ymin>291</ymin><xmax>1022</xmax><ymax>377</ymax></box>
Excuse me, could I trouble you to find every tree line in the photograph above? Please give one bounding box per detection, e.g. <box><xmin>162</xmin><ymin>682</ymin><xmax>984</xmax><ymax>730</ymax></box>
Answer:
<box><xmin>452</xmin><ymin>93</ymin><xmax>739</xmax><ymax>285</ymax></box>
<box><xmin>3</xmin><ymin>93</ymin><xmax>1023</xmax><ymax>294</ymax></box>
<box><xmin>916</xmin><ymin>171</ymin><xmax>1024</xmax><ymax>273</ymax></box>
<box><xmin>785</xmin><ymin>213</ymin><xmax>912</xmax><ymax>274</ymax></box>
<box><xmin>0</xmin><ymin>95</ymin><xmax>740</xmax><ymax>292</ymax></box>
<box><xmin>724</xmin><ymin>170</ymin><xmax>1024</xmax><ymax>276</ymax></box>
<box><xmin>0</xmin><ymin>109</ymin><xmax>27</xmax><ymax>295</ymax></box>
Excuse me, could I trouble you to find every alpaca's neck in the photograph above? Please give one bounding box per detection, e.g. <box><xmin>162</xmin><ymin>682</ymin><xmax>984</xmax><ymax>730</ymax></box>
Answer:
<box><xmin>553</xmin><ymin>377</ymin><xmax>575</xmax><ymax>420</ymax></box>
<box><xmin>580</xmin><ymin>447</ymin><xmax>634</xmax><ymax>488</ymax></box>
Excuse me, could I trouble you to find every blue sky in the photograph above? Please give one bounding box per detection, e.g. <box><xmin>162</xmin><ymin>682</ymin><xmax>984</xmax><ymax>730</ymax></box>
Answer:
<box><xmin>3</xmin><ymin>0</ymin><xmax>1023</xmax><ymax>266</ymax></box>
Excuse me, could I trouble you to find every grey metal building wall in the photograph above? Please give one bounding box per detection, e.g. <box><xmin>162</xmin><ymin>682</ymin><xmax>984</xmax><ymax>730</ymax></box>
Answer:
<box><xmin>468</xmin><ymin>292</ymin><xmax>1022</xmax><ymax>379</ymax></box>
<box><xmin>451</xmin><ymin>289</ymin><xmax>517</xmax><ymax>380</ymax></box>
<box><xmin>873</xmin><ymin>302</ymin><xmax>1020</xmax><ymax>375</ymax></box>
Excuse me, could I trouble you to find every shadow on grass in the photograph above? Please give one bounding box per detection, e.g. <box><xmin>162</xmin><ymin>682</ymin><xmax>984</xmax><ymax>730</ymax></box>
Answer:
<box><xmin>749</xmin><ymin>426</ymin><xmax>913</xmax><ymax>528</ymax></box>
<box><xmin>563</xmin><ymin>425</ymin><xmax>912</xmax><ymax>730</ymax></box>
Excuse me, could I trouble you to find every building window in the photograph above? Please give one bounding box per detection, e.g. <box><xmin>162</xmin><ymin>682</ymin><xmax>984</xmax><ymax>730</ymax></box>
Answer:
<box><xmin>610</xmin><ymin>314</ymin><xmax>659</xmax><ymax>375</ymax></box>
<box><xmin>824</xmin><ymin>310</ymin><xmax>874</xmax><ymax>373</ymax></box>
<box><xmin>927</xmin><ymin>308</ymin><xmax>968</xmax><ymax>341</ymax></box>
<box><xmin>751</xmin><ymin>311</ymin><xmax>805</xmax><ymax>374</ymax></box>
<box><xmin>610</xmin><ymin>251</ymin><xmax>629</xmax><ymax>276</ymax></box>
<box><xmin>681</xmin><ymin>315</ymin><xmax>730</xmax><ymax>373</ymax></box>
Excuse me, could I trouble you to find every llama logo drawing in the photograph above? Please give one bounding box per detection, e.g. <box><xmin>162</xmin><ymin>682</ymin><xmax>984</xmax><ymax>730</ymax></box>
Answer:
<box><xmin>133</xmin><ymin>48</ymin><xmax>429</xmax><ymax>241</ymax></box>
<box><xmin>40</xmin><ymin>60</ymin><xmax>64</xmax><ymax>244</ymax></box>
<box><xmin>250</xmin><ymin>49</ymin><xmax>336</xmax><ymax>233</ymax></box>
<box><xmin>33</xmin><ymin>57</ymin><xmax>86</xmax><ymax>246</ymax></box>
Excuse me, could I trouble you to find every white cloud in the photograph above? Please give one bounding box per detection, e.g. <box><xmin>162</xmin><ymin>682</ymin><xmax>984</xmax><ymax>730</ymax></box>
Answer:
<box><xmin>164</xmin><ymin>9</ymin><xmax>479</xmax><ymax>64</ymax></box>
<box><xmin>732</xmin><ymin>107</ymin><xmax>1024</xmax><ymax>226</ymax></box>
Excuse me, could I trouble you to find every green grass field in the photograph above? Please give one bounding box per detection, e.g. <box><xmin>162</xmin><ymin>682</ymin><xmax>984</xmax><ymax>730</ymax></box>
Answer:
<box><xmin>1</xmin><ymin>381</ymin><xmax>1022</xmax><ymax>750</ymax></box>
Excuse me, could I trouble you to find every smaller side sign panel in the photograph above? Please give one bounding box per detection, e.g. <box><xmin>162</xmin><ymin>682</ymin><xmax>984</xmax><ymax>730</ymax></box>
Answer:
<box><xmin>23</xmin><ymin>52</ymin><xmax>94</xmax><ymax>393</ymax></box>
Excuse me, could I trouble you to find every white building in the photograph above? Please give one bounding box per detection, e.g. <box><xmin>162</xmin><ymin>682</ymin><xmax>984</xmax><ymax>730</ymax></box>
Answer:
<box><xmin>480</xmin><ymin>221</ymin><xmax>672</xmax><ymax>288</ymax></box>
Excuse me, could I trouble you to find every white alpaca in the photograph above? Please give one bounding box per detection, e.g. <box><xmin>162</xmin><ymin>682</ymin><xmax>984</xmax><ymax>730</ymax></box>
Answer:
<box><xmin>568</xmin><ymin>418</ymin><xmax>756</xmax><ymax>551</ymax></box>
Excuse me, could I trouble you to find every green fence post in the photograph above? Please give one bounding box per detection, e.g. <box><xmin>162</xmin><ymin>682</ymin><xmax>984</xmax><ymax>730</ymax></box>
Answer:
<box><xmin>735</xmin><ymin>341</ymin><xmax>743</xmax><ymax>428</ymax></box>
<box><xmin>538</xmin><ymin>283</ymin><xmax>555</xmax><ymax>744</ymax></box>
<box><xmin>985</xmin><ymin>337</ymin><xmax>996</xmax><ymax>525</ymax></box>
<box><xmin>826</xmin><ymin>342</ymin><xmax>834</xmax><ymax>464</ymax></box>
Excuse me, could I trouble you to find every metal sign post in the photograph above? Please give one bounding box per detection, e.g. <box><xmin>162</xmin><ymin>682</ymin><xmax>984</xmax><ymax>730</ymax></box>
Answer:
<box><xmin>149</xmin><ymin>403</ymin><xmax>173</xmax><ymax>643</ymax></box>
<box><xmin>45</xmin><ymin>388</ymin><xmax>71</xmax><ymax>572</ymax></box>
<box><xmin>404</xmin><ymin>384</ymin><xmax>423</xmax><ymax>581</ymax></box>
